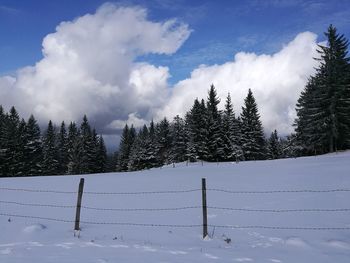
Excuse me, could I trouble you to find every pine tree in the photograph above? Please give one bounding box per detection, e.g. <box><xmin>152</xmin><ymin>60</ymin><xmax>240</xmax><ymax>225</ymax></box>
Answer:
<box><xmin>144</xmin><ymin>120</ymin><xmax>159</xmax><ymax>168</ymax></box>
<box><xmin>117</xmin><ymin>124</ymin><xmax>136</xmax><ymax>171</ymax></box>
<box><xmin>169</xmin><ymin>115</ymin><xmax>187</xmax><ymax>163</ymax></box>
<box><xmin>0</xmin><ymin>106</ymin><xmax>5</xmax><ymax>176</ymax></box>
<box><xmin>57</xmin><ymin>121</ymin><xmax>68</xmax><ymax>174</ymax></box>
<box><xmin>206</xmin><ymin>84</ymin><xmax>224</xmax><ymax>161</ymax></box>
<box><xmin>295</xmin><ymin>25</ymin><xmax>350</xmax><ymax>153</ymax></box>
<box><xmin>222</xmin><ymin>93</ymin><xmax>244</xmax><ymax>161</ymax></box>
<box><xmin>42</xmin><ymin>120</ymin><xmax>59</xmax><ymax>175</ymax></box>
<box><xmin>96</xmin><ymin>135</ymin><xmax>107</xmax><ymax>172</ymax></box>
<box><xmin>185</xmin><ymin>99</ymin><xmax>208</xmax><ymax>161</ymax></box>
<box><xmin>240</xmin><ymin>89</ymin><xmax>266</xmax><ymax>160</ymax></box>
<box><xmin>128</xmin><ymin>125</ymin><xmax>149</xmax><ymax>170</ymax></box>
<box><xmin>67</xmin><ymin>122</ymin><xmax>82</xmax><ymax>174</ymax></box>
<box><xmin>24</xmin><ymin>115</ymin><xmax>42</xmax><ymax>175</ymax></box>
<box><xmin>80</xmin><ymin>115</ymin><xmax>94</xmax><ymax>174</ymax></box>
<box><xmin>267</xmin><ymin>130</ymin><xmax>282</xmax><ymax>159</ymax></box>
<box><xmin>156</xmin><ymin>118</ymin><xmax>171</xmax><ymax>165</ymax></box>
<box><xmin>2</xmin><ymin>107</ymin><xmax>21</xmax><ymax>176</ymax></box>
<box><xmin>14</xmin><ymin>119</ymin><xmax>27</xmax><ymax>176</ymax></box>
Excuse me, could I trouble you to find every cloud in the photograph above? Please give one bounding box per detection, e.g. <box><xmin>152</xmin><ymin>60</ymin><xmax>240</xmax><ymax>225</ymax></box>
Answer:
<box><xmin>0</xmin><ymin>3</ymin><xmax>321</xmax><ymax>140</ymax></box>
<box><xmin>157</xmin><ymin>32</ymin><xmax>320</xmax><ymax>135</ymax></box>
<box><xmin>0</xmin><ymin>3</ymin><xmax>190</xmax><ymax>132</ymax></box>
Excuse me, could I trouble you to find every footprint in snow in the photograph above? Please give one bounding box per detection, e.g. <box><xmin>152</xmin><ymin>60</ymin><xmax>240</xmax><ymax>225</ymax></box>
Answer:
<box><xmin>269</xmin><ymin>259</ymin><xmax>282</xmax><ymax>263</ymax></box>
<box><xmin>169</xmin><ymin>250</ymin><xmax>188</xmax><ymax>255</ymax></box>
<box><xmin>204</xmin><ymin>253</ymin><xmax>219</xmax><ymax>259</ymax></box>
<box><xmin>110</xmin><ymin>244</ymin><xmax>129</xmax><ymax>248</ymax></box>
<box><xmin>234</xmin><ymin>258</ymin><xmax>253</xmax><ymax>262</ymax></box>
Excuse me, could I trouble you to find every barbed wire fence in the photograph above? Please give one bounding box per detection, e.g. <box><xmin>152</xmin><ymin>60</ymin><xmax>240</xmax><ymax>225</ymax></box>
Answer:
<box><xmin>1</xmin><ymin>178</ymin><xmax>350</xmax><ymax>239</ymax></box>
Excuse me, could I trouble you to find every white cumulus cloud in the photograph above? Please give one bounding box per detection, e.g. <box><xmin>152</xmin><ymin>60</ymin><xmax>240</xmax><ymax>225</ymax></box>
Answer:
<box><xmin>157</xmin><ymin>32</ymin><xmax>320</xmax><ymax>135</ymax></box>
<box><xmin>0</xmin><ymin>3</ymin><xmax>190</xmax><ymax>131</ymax></box>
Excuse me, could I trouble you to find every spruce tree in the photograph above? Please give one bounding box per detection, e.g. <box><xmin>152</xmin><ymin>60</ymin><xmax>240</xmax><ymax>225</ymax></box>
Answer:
<box><xmin>170</xmin><ymin>115</ymin><xmax>187</xmax><ymax>163</ymax></box>
<box><xmin>206</xmin><ymin>85</ymin><xmax>224</xmax><ymax>161</ymax></box>
<box><xmin>185</xmin><ymin>98</ymin><xmax>208</xmax><ymax>161</ymax></box>
<box><xmin>96</xmin><ymin>135</ymin><xmax>107</xmax><ymax>172</ymax></box>
<box><xmin>0</xmin><ymin>106</ymin><xmax>6</xmax><ymax>176</ymax></box>
<box><xmin>118</xmin><ymin>124</ymin><xmax>136</xmax><ymax>171</ymax></box>
<box><xmin>57</xmin><ymin>121</ymin><xmax>68</xmax><ymax>174</ymax></box>
<box><xmin>42</xmin><ymin>120</ymin><xmax>59</xmax><ymax>175</ymax></box>
<box><xmin>144</xmin><ymin>120</ymin><xmax>159</xmax><ymax>168</ymax></box>
<box><xmin>67</xmin><ymin>122</ymin><xmax>82</xmax><ymax>174</ymax></box>
<box><xmin>2</xmin><ymin>107</ymin><xmax>21</xmax><ymax>176</ymax></box>
<box><xmin>222</xmin><ymin>93</ymin><xmax>244</xmax><ymax>161</ymax></box>
<box><xmin>14</xmin><ymin>119</ymin><xmax>27</xmax><ymax>176</ymax></box>
<box><xmin>267</xmin><ymin>130</ymin><xmax>282</xmax><ymax>159</ymax></box>
<box><xmin>80</xmin><ymin>115</ymin><xmax>94</xmax><ymax>174</ymax></box>
<box><xmin>24</xmin><ymin>115</ymin><xmax>42</xmax><ymax>175</ymax></box>
<box><xmin>128</xmin><ymin>125</ymin><xmax>149</xmax><ymax>170</ymax></box>
<box><xmin>156</xmin><ymin>118</ymin><xmax>171</xmax><ymax>165</ymax></box>
<box><xmin>240</xmin><ymin>89</ymin><xmax>266</xmax><ymax>160</ymax></box>
<box><xmin>295</xmin><ymin>25</ymin><xmax>350</xmax><ymax>153</ymax></box>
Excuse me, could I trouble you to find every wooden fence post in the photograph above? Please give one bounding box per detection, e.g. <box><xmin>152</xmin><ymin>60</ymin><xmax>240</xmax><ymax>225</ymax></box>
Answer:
<box><xmin>202</xmin><ymin>178</ymin><xmax>208</xmax><ymax>239</ymax></box>
<box><xmin>74</xmin><ymin>178</ymin><xmax>85</xmax><ymax>237</ymax></box>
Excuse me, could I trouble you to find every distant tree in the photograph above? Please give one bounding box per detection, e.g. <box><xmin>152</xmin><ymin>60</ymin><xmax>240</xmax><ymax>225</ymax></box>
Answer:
<box><xmin>42</xmin><ymin>120</ymin><xmax>59</xmax><ymax>175</ymax></box>
<box><xmin>156</xmin><ymin>118</ymin><xmax>172</xmax><ymax>164</ymax></box>
<box><xmin>24</xmin><ymin>115</ymin><xmax>42</xmax><ymax>175</ymax></box>
<box><xmin>57</xmin><ymin>121</ymin><xmax>68</xmax><ymax>174</ymax></box>
<box><xmin>2</xmin><ymin>107</ymin><xmax>21</xmax><ymax>176</ymax></box>
<box><xmin>96</xmin><ymin>135</ymin><xmax>107</xmax><ymax>172</ymax></box>
<box><xmin>117</xmin><ymin>124</ymin><xmax>136</xmax><ymax>171</ymax></box>
<box><xmin>0</xmin><ymin>106</ymin><xmax>5</xmax><ymax>176</ymax></box>
<box><xmin>14</xmin><ymin>119</ymin><xmax>27</xmax><ymax>176</ymax></box>
<box><xmin>240</xmin><ymin>89</ymin><xmax>266</xmax><ymax>160</ymax></box>
<box><xmin>128</xmin><ymin>125</ymin><xmax>150</xmax><ymax>170</ymax></box>
<box><xmin>67</xmin><ymin>122</ymin><xmax>82</xmax><ymax>174</ymax></box>
<box><xmin>206</xmin><ymin>84</ymin><xmax>224</xmax><ymax>161</ymax></box>
<box><xmin>267</xmin><ymin>130</ymin><xmax>282</xmax><ymax>159</ymax></box>
<box><xmin>79</xmin><ymin>115</ymin><xmax>94</xmax><ymax>174</ymax></box>
<box><xmin>185</xmin><ymin>98</ymin><xmax>208</xmax><ymax>161</ymax></box>
<box><xmin>169</xmin><ymin>115</ymin><xmax>187</xmax><ymax>163</ymax></box>
<box><xmin>222</xmin><ymin>93</ymin><xmax>244</xmax><ymax>161</ymax></box>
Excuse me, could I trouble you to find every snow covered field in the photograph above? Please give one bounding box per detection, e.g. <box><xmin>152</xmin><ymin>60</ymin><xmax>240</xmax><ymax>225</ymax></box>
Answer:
<box><xmin>1</xmin><ymin>152</ymin><xmax>350</xmax><ymax>263</ymax></box>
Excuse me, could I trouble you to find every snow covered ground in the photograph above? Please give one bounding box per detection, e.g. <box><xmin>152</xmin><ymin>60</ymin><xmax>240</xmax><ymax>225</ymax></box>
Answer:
<box><xmin>1</xmin><ymin>152</ymin><xmax>350</xmax><ymax>263</ymax></box>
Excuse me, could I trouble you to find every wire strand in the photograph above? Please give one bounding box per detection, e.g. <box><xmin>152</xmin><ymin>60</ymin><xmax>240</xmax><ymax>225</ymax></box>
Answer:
<box><xmin>207</xmin><ymin>188</ymin><xmax>350</xmax><ymax>194</ymax></box>
<box><xmin>0</xmin><ymin>200</ymin><xmax>75</xmax><ymax>209</ymax></box>
<box><xmin>207</xmin><ymin>206</ymin><xmax>350</xmax><ymax>213</ymax></box>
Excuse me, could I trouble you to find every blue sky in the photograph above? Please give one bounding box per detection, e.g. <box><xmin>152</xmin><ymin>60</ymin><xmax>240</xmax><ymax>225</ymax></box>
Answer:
<box><xmin>1</xmin><ymin>0</ymin><xmax>349</xmax><ymax>83</ymax></box>
<box><xmin>0</xmin><ymin>0</ymin><xmax>349</xmax><ymax>151</ymax></box>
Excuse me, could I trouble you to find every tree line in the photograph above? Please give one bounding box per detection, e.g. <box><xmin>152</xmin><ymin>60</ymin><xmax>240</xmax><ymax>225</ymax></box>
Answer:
<box><xmin>0</xmin><ymin>107</ymin><xmax>107</xmax><ymax>177</ymax></box>
<box><xmin>115</xmin><ymin>86</ymin><xmax>290</xmax><ymax>171</ymax></box>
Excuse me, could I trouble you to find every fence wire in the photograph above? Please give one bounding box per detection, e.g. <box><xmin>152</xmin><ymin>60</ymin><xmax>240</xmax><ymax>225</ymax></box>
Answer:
<box><xmin>2</xmin><ymin>183</ymin><xmax>350</xmax><ymax>231</ymax></box>
<box><xmin>207</xmin><ymin>188</ymin><xmax>350</xmax><ymax>194</ymax></box>
<box><xmin>3</xmin><ymin>200</ymin><xmax>350</xmax><ymax>213</ymax></box>
<box><xmin>2</xmin><ymin>186</ymin><xmax>350</xmax><ymax>195</ymax></box>
<box><xmin>1</xmin><ymin>213</ymin><xmax>349</xmax><ymax>230</ymax></box>
<box><xmin>207</xmin><ymin>206</ymin><xmax>350</xmax><ymax>213</ymax></box>
<box><xmin>0</xmin><ymin>200</ymin><xmax>75</xmax><ymax>209</ymax></box>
